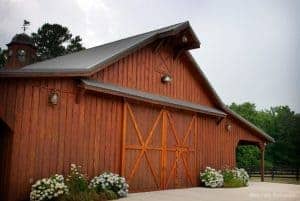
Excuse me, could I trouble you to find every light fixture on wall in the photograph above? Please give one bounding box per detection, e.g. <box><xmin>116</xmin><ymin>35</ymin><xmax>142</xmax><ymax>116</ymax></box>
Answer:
<box><xmin>182</xmin><ymin>35</ymin><xmax>188</xmax><ymax>43</ymax></box>
<box><xmin>161</xmin><ymin>74</ymin><xmax>172</xmax><ymax>84</ymax></box>
<box><xmin>49</xmin><ymin>90</ymin><xmax>59</xmax><ymax>105</ymax></box>
<box><xmin>226</xmin><ymin>124</ymin><xmax>232</xmax><ymax>132</ymax></box>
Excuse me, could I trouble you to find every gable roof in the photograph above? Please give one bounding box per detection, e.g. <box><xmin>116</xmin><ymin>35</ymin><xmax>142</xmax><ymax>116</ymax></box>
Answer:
<box><xmin>0</xmin><ymin>21</ymin><xmax>199</xmax><ymax>77</ymax></box>
<box><xmin>0</xmin><ymin>21</ymin><xmax>274</xmax><ymax>143</ymax></box>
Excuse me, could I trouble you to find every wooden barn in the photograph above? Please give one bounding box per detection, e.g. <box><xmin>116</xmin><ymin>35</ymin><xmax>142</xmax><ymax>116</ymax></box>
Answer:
<box><xmin>0</xmin><ymin>22</ymin><xmax>274</xmax><ymax>200</ymax></box>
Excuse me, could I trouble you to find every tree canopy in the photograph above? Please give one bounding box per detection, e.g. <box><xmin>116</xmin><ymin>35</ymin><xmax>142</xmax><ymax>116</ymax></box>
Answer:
<box><xmin>0</xmin><ymin>48</ymin><xmax>7</xmax><ymax>68</ymax></box>
<box><xmin>231</xmin><ymin>102</ymin><xmax>300</xmax><ymax>169</ymax></box>
<box><xmin>31</xmin><ymin>23</ymin><xmax>85</xmax><ymax>60</ymax></box>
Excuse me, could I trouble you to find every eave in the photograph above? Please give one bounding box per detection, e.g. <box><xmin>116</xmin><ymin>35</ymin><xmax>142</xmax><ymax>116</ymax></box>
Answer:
<box><xmin>80</xmin><ymin>79</ymin><xmax>227</xmax><ymax>118</ymax></box>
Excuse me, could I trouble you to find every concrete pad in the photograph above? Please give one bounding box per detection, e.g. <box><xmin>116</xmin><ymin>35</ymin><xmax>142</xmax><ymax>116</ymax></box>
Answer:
<box><xmin>122</xmin><ymin>182</ymin><xmax>300</xmax><ymax>201</ymax></box>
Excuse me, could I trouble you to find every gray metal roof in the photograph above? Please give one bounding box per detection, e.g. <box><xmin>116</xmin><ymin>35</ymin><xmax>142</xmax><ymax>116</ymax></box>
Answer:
<box><xmin>0</xmin><ymin>21</ymin><xmax>198</xmax><ymax>77</ymax></box>
<box><xmin>0</xmin><ymin>21</ymin><xmax>274</xmax><ymax>143</ymax></box>
<box><xmin>81</xmin><ymin>78</ymin><xmax>227</xmax><ymax>118</ymax></box>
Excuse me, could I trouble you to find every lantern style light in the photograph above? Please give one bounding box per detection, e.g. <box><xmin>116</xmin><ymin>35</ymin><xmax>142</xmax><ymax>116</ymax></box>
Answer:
<box><xmin>161</xmin><ymin>74</ymin><xmax>172</xmax><ymax>83</ymax></box>
<box><xmin>49</xmin><ymin>91</ymin><xmax>59</xmax><ymax>105</ymax></box>
<box><xmin>182</xmin><ymin>35</ymin><xmax>188</xmax><ymax>43</ymax></box>
<box><xmin>226</xmin><ymin>124</ymin><xmax>232</xmax><ymax>132</ymax></box>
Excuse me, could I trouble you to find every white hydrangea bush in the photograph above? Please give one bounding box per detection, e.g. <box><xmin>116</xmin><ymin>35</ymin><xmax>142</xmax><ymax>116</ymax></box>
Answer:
<box><xmin>30</xmin><ymin>174</ymin><xmax>68</xmax><ymax>201</ymax></box>
<box><xmin>235</xmin><ymin>168</ymin><xmax>249</xmax><ymax>186</ymax></box>
<box><xmin>89</xmin><ymin>172</ymin><xmax>129</xmax><ymax>197</ymax></box>
<box><xmin>200</xmin><ymin>167</ymin><xmax>224</xmax><ymax>188</ymax></box>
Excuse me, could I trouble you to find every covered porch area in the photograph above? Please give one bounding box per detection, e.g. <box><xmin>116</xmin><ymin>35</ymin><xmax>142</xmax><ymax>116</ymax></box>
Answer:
<box><xmin>236</xmin><ymin>140</ymin><xmax>266</xmax><ymax>182</ymax></box>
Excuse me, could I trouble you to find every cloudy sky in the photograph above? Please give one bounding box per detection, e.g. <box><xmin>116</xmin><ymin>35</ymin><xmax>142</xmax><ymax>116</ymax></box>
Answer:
<box><xmin>1</xmin><ymin>0</ymin><xmax>299</xmax><ymax>112</ymax></box>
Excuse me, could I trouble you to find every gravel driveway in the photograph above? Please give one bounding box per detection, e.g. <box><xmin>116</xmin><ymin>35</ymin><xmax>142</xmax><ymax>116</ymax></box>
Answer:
<box><xmin>122</xmin><ymin>182</ymin><xmax>300</xmax><ymax>201</ymax></box>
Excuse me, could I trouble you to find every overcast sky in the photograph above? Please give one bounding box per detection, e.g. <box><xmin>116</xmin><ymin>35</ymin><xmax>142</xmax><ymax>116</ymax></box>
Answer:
<box><xmin>1</xmin><ymin>0</ymin><xmax>299</xmax><ymax>112</ymax></box>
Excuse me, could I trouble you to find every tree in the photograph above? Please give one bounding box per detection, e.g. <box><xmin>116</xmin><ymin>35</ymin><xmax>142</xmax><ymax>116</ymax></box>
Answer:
<box><xmin>230</xmin><ymin>102</ymin><xmax>300</xmax><ymax>169</ymax></box>
<box><xmin>66</xmin><ymin>36</ymin><xmax>85</xmax><ymax>53</ymax></box>
<box><xmin>31</xmin><ymin>23</ymin><xmax>85</xmax><ymax>61</ymax></box>
<box><xmin>0</xmin><ymin>48</ymin><xmax>7</xmax><ymax>68</ymax></box>
<box><xmin>266</xmin><ymin>106</ymin><xmax>298</xmax><ymax>167</ymax></box>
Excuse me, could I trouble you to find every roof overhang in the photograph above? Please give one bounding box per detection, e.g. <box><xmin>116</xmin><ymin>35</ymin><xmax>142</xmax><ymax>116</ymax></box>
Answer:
<box><xmin>0</xmin><ymin>21</ymin><xmax>199</xmax><ymax>77</ymax></box>
<box><xmin>185</xmin><ymin>52</ymin><xmax>275</xmax><ymax>143</ymax></box>
<box><xmin>0</xmin><ymin>21</ymin><xmax>274</xmax><ymax>143</ymax></box>
<box><xmin>80</xmin><ymin>79</ymin><xmax>227</xmax><ymax>118</ymax></box>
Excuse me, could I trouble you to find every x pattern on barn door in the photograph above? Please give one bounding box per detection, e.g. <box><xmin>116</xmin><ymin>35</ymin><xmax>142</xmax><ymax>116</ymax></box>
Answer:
<box><xmin>121</xmin><ymin>102</ymin><xmax>197</xmax><ymax>191</ymax></box>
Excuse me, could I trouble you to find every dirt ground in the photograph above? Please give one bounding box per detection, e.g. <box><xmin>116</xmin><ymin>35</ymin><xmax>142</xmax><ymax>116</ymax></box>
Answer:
<box><xmin>122</xmin><ymin>182</ymin><xmax>300</xmax><ymax>201</ymax></box>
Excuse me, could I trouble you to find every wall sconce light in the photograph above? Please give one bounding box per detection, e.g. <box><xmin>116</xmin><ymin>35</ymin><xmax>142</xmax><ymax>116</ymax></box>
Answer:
<box><xmin>161</xmin><ymin>74</ymin><xmax>172</xmax><ymax>84</ymax></box>
<box><xmin>182</xmin><ymin>35</ymin><xmax>188</xmax><ymax>43</ymax></box>
<box><xmin>226</xmin><ymin>124</ymin><xmax>232</xmax><ymax>132</ymax></box>
<box><xmin>49</xmin><ymin>91</ymin><xmax>59</xmax><ymax>105</ymax></box>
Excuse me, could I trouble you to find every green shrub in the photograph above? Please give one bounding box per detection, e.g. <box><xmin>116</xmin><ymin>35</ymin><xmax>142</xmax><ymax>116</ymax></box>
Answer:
<box><xmin>59</xmin><ymin>190</ymin><xmax>107</xmax><ymax>201</ymax></box>
<box><xmin>103</xmin><ymin>190</ymin><xmax>118</xmax><ymax>200</ymax></box>
<box><xmin>29</xmin><ymin>164</ymin><xmax>127</xmax><ymax>201</ymax></box>
<box><xmin>60</xmin><ymin>164</ymin><xmax>107</xmax><ymax>201</ymax></box>
<box><xmin>90</xmin><ymin>172</ymin><xmax>129</xmax><ymax>198</ymax></box>
<box><xmin>222</xmin><ymin>168</ymin><xmax>249</xmax><ymax>187</ymax></box>
<box><xmin>65</xmin><ymin>164</ymin><xmax>89</xmax><ymax>193</ymax></box>
<box><xmin>200</xmin><ymin>167</ymin><xmax>224</xmax><ymax>188</ymax></box>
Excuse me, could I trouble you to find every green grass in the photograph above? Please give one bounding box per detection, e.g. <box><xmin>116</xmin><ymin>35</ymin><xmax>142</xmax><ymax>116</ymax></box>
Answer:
<box><xmin>250</xmin><ymin>177</ymin><xmax>300</xmax><ymax>185</ymax></box>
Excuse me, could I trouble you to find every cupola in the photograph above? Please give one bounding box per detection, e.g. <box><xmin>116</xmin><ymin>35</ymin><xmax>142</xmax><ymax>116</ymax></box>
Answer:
<box><xmin>4</xmin><ymin>33</ymin><xmax>37</xmax><ymax>69</ymax></box>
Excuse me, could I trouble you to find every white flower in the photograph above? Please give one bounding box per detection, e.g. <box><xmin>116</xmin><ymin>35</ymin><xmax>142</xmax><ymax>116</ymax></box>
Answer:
<box><xmin>90</xmin><ymin>172</ymin><xmax>129</xmax><ymax>197</ymax></box>
<box><xmin>200</xmin><ymin>167</ymin><xmax>224</xmax><ymax>188</ymax></box>
<box><xmin>30</xmin><ymin>174</ymin><xmax>68</xmax><ymax>201</ymax></box>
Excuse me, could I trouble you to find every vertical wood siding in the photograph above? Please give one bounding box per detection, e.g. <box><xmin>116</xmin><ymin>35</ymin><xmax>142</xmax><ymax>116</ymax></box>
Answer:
<box><xmin>0</xmin><ymin>79</ymin><xmax>123</xmax><ymax>201</ymax></box>
<box><xmin>92</xmin><ymin>45</ymin><xmax>216</xmax><ymax>107</ymax></box>
<box><xmin>0</xmin><ymin>44</ymin><xmax>264</xmax><ymax>200</ymax></box>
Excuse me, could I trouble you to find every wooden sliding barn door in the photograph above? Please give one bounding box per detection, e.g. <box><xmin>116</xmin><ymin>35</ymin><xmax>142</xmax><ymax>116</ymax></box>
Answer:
<box><xmin>121</xmin><ymin>102</ymin><xmax>197</xmax><ymax>192</ymax></box>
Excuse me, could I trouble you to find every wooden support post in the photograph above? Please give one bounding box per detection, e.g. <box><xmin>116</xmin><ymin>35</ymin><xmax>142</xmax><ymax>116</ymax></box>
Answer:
<box><xmin>259</xmin><ymin>143</ymin><xmax>265</xmax><ymax>182</ymax></box>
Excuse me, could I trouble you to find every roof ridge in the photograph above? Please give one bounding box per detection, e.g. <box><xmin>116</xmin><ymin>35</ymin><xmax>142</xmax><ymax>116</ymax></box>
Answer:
<box><xmin>29</xmin><ymin>21</ymin><xmax>190</xmax><ymax>65</ymax></box>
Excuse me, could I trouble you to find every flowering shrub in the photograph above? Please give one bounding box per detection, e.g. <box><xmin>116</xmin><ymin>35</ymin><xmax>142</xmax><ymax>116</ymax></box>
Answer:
<box><xmin>30</xmin><ymin>164</ymin><xmax>130</xmax><ymax>200</ymax></box>
<box><xmin>200</xmin><ymin>167</ymin><xmax>224</xmax><ymax>188</ymax></box>
<box><xmin>60</xmin><ymin>164</ymin><xmax>107</xmax><ymax>201</ymax></box>
<box><xmin>90</xmin><ymin>172</ymin><xmax>129</xmax><ymax>198</ymax></box>
<box><xmin>222</xmin><ymin>168</ymin><xmax>249</xmax><ymax>187</ymax></box>
<box><xmin>30</xmin><ymin>174</ymin><xmax>68</xmax><ymax>201</ymax></box>
<box><xmin>66</xmin><ymin>164</ymin><xmax>89</xmax><ymax>193</ymax></box>
<box><xmin>236</xmin><ymin>168</ymin><xmax>249</xmax><ymax>185</ymax></box>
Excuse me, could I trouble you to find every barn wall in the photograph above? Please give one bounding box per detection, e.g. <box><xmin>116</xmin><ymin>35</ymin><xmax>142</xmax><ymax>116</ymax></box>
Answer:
<box><xmin>196</xmin><ymin>115</ymin><xmax>262</xmax><ymax>173</ymax></box>
<box><xmin>91</xmin><ymin>44</ymin><xmax>216</xmax><ymax>107</ymax></box>
<box><xmin>0</xmin><ymin>79</ymin><xmax>17</xmax><ymax>201</ymax></box>
<box><xmin>120</xmin><ymin>101</ymin><xmax>263</xmax><ymax>191</ymax></box>
<box><xmin>0</xmin><ymin>79</ymin><xmax>124</xmax><ymax>201</ymax></box>
<box><xmin>0</xmin><ymin>57</ymin><xmax>264</xmax><ymax>200</ymax></box>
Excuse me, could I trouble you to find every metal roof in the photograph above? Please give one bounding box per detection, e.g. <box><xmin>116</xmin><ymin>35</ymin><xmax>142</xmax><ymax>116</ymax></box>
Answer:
<box><xmin>0</xmin><ymin>21</ymin><xmax>198</xmax><ymax>77</ymax></box>
<box><xmin>81</xmin><ymin>78</ymin><xmax>227</xmax><ymax>118</ymax></box>
<box><xmin>0</xmin><ymin>21</ymin><xmax>274</xmax><ymax>143</ymax></box>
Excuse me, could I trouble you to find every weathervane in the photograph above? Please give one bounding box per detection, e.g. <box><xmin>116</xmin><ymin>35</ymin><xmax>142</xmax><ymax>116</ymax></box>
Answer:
<box><xmin>22</xmin><ymin>20</ymin><xmax>30</xmax><ymax>33</ymax></box>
